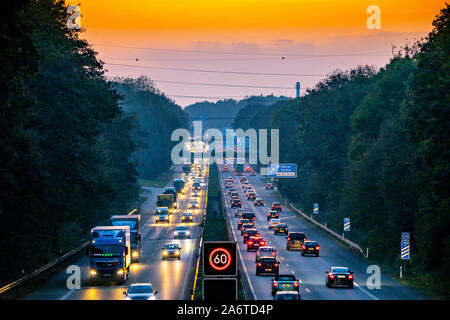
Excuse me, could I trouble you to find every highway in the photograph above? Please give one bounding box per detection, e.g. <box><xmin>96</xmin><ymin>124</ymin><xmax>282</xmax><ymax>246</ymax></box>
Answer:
<box><xmin>23</xmin><ymin>164</ymin><xmax>208</xmax><ymax>300</ymax></box>
<box><xmin>218</xmin><ymin>164</ymin><xmax>425</xmax><ymax>300</ymax></box>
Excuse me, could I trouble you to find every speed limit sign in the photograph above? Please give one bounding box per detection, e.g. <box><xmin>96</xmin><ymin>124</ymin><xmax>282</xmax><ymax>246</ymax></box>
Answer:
<box><xmin>203</xmin><ymin>242</ymin><xmax>237</xmax><ymax>276</ymax></box>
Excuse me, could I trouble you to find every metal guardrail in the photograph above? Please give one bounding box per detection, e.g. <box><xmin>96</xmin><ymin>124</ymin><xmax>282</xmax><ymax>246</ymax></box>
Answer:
<box><xmin>289</xmin><ymin>204</ymin><xmax>366</xmax><ymax>257</ymax></box>
<box><xmin>0</xmin><ymin>208</ymin><xmax>138</xmax><ymax>296</ymax></box>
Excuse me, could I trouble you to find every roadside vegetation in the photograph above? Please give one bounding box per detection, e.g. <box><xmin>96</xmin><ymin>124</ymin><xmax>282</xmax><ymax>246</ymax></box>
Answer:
<box><xmin>233</xmin><ymin>5</ymin><xmax>450</xmax><ymax>298</ymax></box>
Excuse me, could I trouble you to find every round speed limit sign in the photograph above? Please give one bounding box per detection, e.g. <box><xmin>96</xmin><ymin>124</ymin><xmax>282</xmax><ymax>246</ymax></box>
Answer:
<box><xmin>203</xmin><ymin>242</ymin><xmax>237</xmax><ymax>276</ymax></box>
<box><xmin>209</xmin><ymin>248</ymin><xmax>232</xmax><ymax>271</ymax></box>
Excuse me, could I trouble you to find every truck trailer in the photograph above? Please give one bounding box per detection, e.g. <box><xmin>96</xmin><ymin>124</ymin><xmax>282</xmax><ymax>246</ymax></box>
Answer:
<box><xmin>110</xmin><ymin>215</ymin><xmax>141</xmax><ymax>262</ymax></box>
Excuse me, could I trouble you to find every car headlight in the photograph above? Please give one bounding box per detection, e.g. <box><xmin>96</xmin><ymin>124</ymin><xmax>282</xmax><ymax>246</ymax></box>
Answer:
<box><xmin>163</xmin><ymin>251</ymin><xmax>168</xmax><ymax>255</ymax></box>
<box><xmin>132</xmin><ymin>251</ymin><xmax>139</xmax><ymax>257</ymax></box>
<box><xmin>90</xmin><ymin>269</ymin><xmax>97</xmax><ymax>276</ymax></box>
<box><xmin>174</xmin><ymin>231</ymin><xmax>179</xmax><ymax>235</ymax></box>
<box><xmin>186</xmin><ymin>231</ymin><xmax>190</xmax><ymax>235</ymax></box>
<box><xmin>175</xmin><ymin>250</ymin><xmax>180</xmax><ymax>255</ymax></box>
<box><xmin>117</xmin><ymin>269</ymin><xmax>124</xmax><ymax>275</ymax></box>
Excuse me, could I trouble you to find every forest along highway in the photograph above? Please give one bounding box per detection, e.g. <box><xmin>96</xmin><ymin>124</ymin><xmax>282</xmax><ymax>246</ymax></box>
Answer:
<box><xmin>23</xmin><ymin>163</ymin><xmax>208</xmax><ymax>300</ymax></box>
<box><xmin>219</xmin><ymin>163</ymin><xmax>425</xmax><ymax>300</ymax></box>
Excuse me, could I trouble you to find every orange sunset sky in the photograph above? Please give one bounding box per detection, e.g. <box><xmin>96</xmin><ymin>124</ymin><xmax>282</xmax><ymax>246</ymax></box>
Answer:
<box><xmin>70</xmin><ymin>0</ymin><xmax>447</xmax><ymax>107</ymax></box>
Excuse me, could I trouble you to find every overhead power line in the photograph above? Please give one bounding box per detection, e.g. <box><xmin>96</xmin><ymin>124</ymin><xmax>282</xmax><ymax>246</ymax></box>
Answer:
<box><xmin>150</xmin><ymin>79</ymin><xmax>309</xmax><ymax>90</ymax></box>
<box><xmin>105</xmin><ymin>62</ymin><xmax>326</xmax><ymax>77</ymax></box>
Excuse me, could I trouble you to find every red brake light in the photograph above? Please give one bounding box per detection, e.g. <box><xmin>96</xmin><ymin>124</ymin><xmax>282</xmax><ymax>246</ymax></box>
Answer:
<box><xmin>257</xmin><ymin>252</ymin><xmax>260</xmax><ymax>255</ymax></box>
<box><xmin>248</xmin><ymin>241</ymin><xmax>253</xmax><ymax>245</ymax></box>
<box><xmin>329</xmin><ymin>274</ymin><xmax>335</xmax><ymax>279</ymax></box>
<box><xmin>316</xmin><ymin>246</ymin><xmax>320</xmax><ymax>250</ymax></box>
<box><xmin>257</xmin><ymin>263</ymin><xmax>262</xmax><ymax>267</ymax></box>
<box><xmin>244</xmin><ymin>233</ymin><xmax>248</xmax><ymax>236</ymax></box>
<box><xmin>348</xmin><ymin>274</ymin><xmax>353</xmax><ymax>279</ymax></box>
<box><xmin>293</xmin><ymin>282</ymin><xmax>299</xmax><ymax>287</ymax></box>
<box><xmin>273</xmin><ymin>282</ymin><xmax>279</xmax><ymax>287</ymax></box>
<box><xmin>272</xmin><ymin>252</ymin><xmax>276</xmax><ymax>256</ymax></box>
<box><xmin>274</xmin><ymin>263</ymin><xmax>278</xmax><ymax>267</ymax></box>
<box><xmin>261</xmin><ymin>241</ymin><xmax>265</xmax><ymax>246</ymax></box>
<box><xmin>302</xmin><ymin>246</ymin><xmax>306</xmax><ymax>250</ymax></box>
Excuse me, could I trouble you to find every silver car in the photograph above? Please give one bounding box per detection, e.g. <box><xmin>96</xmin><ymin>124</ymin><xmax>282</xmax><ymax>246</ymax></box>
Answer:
<box><xmin>174</xmin><ymin>225</ymin><xmax>190</xmax><ymax>239</ymax></box>
<box><xmin>161</xmin><ymin>243</ymin><xmax>182</xmax><ymax>260</ymax></box>
<box><xmin>123</xmin><ymin>283</ymin><xmax>158</xmax><ymax>300</ymax></box>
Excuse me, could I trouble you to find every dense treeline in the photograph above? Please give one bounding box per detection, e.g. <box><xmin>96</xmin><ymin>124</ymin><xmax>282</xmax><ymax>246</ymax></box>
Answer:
<box><xmin>112</xmin><ymin>77</ymin><xmax>188</xmax><ymax>179</ymax></box>
<box><xmin>0</xmin><ymin>1</ymin><xmax>184</xmax><ymax>285</ymax></box>
<box><xmin>234</xmin><ymin>6</ymin><xmax>449</xmax><ymax>293</ymax></box>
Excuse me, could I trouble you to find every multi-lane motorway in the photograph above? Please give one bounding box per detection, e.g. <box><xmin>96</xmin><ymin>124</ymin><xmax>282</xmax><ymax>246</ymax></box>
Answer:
<box><xmin>23</xmin><ymin>164</ymin><xmax>208</xmax><ymax>300</ymax></box>
<box><xmin>218</xmin><ymin>165</ymin><xmax>425</xmax><ymax>300</ymax></box>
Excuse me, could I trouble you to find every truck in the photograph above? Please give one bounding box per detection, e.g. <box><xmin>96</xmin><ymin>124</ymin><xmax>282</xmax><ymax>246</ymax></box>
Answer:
<box><xmin>235</xmin><ymin>163</ymin><xmax>244</xmax><ymax>175</ymax></box>
<box><xmin>86</xmin><ymin>226</ymin><xmax>131</xmax><ymax>285</ymax></box>
<box><xmin>110</xmin><ymin>215</ymin><xmax>141</xmax><ymax>262</ymax></box>
<box><xmin>173</xmin><ymin>178</ymin><xmax>186</xmax><ymax>195</ymax></box>
<box><xmin>157</xmin><ymin>194</ymin><xmax>174</xmax><ymax>213</ymax></box>
<box><xmin>155</xmin><ymin>207</ymin><xmax>170</xmax><ymax>223</ymax></box>
<box><xmin>163</xmin><ymin>187</ymin><xmax>178</xmax><ymax>209</ymax></box>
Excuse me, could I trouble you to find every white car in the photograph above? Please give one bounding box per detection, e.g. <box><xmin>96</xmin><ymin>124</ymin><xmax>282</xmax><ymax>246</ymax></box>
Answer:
<box><xmin>268</xmin><ymin>219</ymin><xmax>282</xmax><ymax>230</ymax></box>
<box><xmin>174</xmin><ymin>225</ymin><xmax>190</xmax><ymax>238</ymax></box>
<box><xmin>124</xmin><ymin>283</ymin><xmax>158</xmax><ymax>300</ymax></box>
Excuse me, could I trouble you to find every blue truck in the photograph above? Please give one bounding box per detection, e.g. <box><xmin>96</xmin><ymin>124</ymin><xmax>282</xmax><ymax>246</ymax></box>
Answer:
<box><xmin>86</xmin><ymin>226</ymin><xmax>131</xmax><ymax>285</ymax></box>
<box><xmin>110</xmin><ymin>215</ymin><xmax>141</xmax><ymax>262</ymax></box>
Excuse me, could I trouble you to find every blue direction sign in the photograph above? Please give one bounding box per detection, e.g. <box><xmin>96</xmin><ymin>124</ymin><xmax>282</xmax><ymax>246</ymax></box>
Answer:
<box><xmin>267</xmin><ymin>164</ymin><xmax>297</xmax><ymax>178</ymax></box>
<box><xmin>344</xmin><ymin>218</ymin><xmax>350</xmax><ymax>231</ymax></box>
<box><xmin>401</xmin><ymin>232</ymin><xmax>410</xmax><ymax>260</ymax></box>
<box><xmin>313</xmin><ymin>203</ymin><xmax>319</xmax><ymax>215</ymax></box>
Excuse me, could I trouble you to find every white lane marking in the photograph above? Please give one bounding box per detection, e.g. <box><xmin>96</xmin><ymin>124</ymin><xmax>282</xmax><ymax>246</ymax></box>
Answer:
<box><xmin>59</xmin><ymin>289</ymin><xmax>75</xmax><ymax>300</ymax></box>
<box><xmin>305</xmin><ymin>288</ymin><xmax>311</xmax><ymax>293</ymax></box>
<box><xmin>354</xmin><ymin>282</ymin><xmax>379</xmax><ymax>300</ymax></box>
<box><xmin>220</xmin><ymin>173</ymin><xmax>257</xmax><ymax>300</ymax></box>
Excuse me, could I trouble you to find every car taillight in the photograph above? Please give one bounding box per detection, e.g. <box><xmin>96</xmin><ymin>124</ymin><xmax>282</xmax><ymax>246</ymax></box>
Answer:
<box><xmin>302</xmin><ymin>246</ymin><xmax>306</xmax><ymax>250</ymax></box>
<box><xmin>260</xmin><ymin>241</ymin><xmax>265</xmax><ymax>246</ymax></box>
<box><xmin>257</xmin><ymin>263</ymin><xmax>262</xmax><ymax>267</ymax></box>
<box><xmin>316</xmin><ymin>246</ymin><xmax>320</xmax><ymax>250</ymax></box>
<box><xmin>272</xmin><ymin>252</ymin><xmax>276</xmax><ymax>256</ymax></box>
<box><xmin>257</xmin><ymin>252</ymin><xmax>260</xmax><ymax>255</ymax></box>
<box><xmin>348</xmin><ymin>274</ymin><xmax>353</xmax><ymax>279</ymax></box>
<box><xmin>244</xmin><ymin>233</ymin><xmax>248</xmax><ymax>236</ymax></box>
<box><xmin>294</xmin><ymin>282</ymin><xmax>299</xmax><ymax>287</ymax></box>
<box><xmin>248</xmin><ymin>241</ymin><xmax>253</xmax><ymax>245</ymax></box>
<box><xmin>329</xmin><ymin>274</ymin><xmax>335</xmax><ymax>279</ymax></box>
<box><xmin>274</xmin><ymin>263</ymin><xmax>278</xmax><ymax>267</ymax></box>
<box><xmin>273</xmin><ymin>282</ymin><xmax>279</xmax><ymax>287</ymax></box>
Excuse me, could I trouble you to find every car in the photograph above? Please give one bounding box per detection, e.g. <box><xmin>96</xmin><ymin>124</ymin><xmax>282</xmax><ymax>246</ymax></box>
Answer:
<box><xmin>245</xmin><ymin>167</ymin><xmax>252</xmax><ymax>172</ymax></box>
<box><xmin>192</xmin><ymin>190</ymin><xmax>200</xmax><ymax>197</ymax></box>
<box><xmin>181</xmin><ymin>212</ymin><xmax>193</xmax><ymax>223</ymax></box>
<box><xmin>237</xmin><ymin>218</ymin><xmax>251</xmax><ymax>230</ymax></box>
<box><xmin>255</xmin><ymin>246</ymin><xmax>277</xmax><ymax>262</ymax></box>
<box><xmin>256</xmin><ymin>257</ymin><xmax>279</xmax><ymax>276</ymax></box>
<box><xmin>234</xmin><ymin>208</ymin><xmax>244</xmax><ymax>218</ymax></box>
<box><xmin>250</xmin><ymin>171</ymin><xmax>256</xmax><ymax>176</ymax></box>
<box><xmin>274</xmin><ymin>223</ymin><xmax>289</xmax><ymax>235</ymax></box>
<box><xmin>271</xmin><ymin>202</ymin><xmax>283</xmax><ymax>211</ymax></box>
<box><xmin>247</xmin><ymin>236</ymin><xmax>265</xmax><ymax>251</ymax></box>
<box><xmin>273</xmin><ymin>291</ymin><xmax>302</xmax><ymax>300</ymax></box>
<box><xmin>302</xmin><ymin>240</ymin><xmax>320</xmax><ymax>256</ymax></box>
<box><xmin>226</xmin><ymin>177</ymin><xmax>234</xmax><ymax>183</ymax></box>
<box><xmin>271</xmin><ymin>274</ymin><xmax>300</xmax><ymax>296</ymax></box>
<box><xmin>230</xmin><ymin>195</ymin><xmax>239</xmax><ymax>203</ymax></box>
<box><xmin>161</xmin><ymin>243</ymin><xmax>182</xmax><ymax>260</ymax></box>
<box><xmin>267</xmin><ymin>210</ymin><xmax>280</xmax><ymax>221</ymax></box>
<box><xmin>247</xmin><ymin>192</ymin><xmax>256</xmax><ymax>200</ymax></box>
<box><xmin>192</xmin><ymin>182</ymin><xmax>201</xmax><ymax>191</ymax></box>
<box><xmin>326</xmin><ymin>267</ymin><xmax>354</xmax><ymax>288</ymax></box>
<box><xmin>123</xmin><ymin>283</ymin><xmax>158</xmax><ymax>300</ymax></box>
<box><xmin>268</xmin><ymin>218</ymin><xmax>282</xmax><ymax>230</ymax></box>
<box><xmin>230</xmin><ymin>191</ymin><xmax>239</xmax><ymax>198</ymax></box>
<box><xmin>227</xmin><ymin>188</ymin><xmax>236</xmax><ymax>195</ymax></box>
<box><xmin>240</xmin><ymin>177</ymin><xmax>247</xmax><ymax>183</ymax></box>
<box><xmin>225</xmin><ymin>182</ymin><xmax>233</xmax><ymax>189</ymax></box>
<box><xmin>155</xmin><ymin>207</ymin><xmax>170</xmax><ymax>223</ymax></box>
<box><xmin>243</xmin><ymin>229</ymin><xmax>260</xmax><ymax>243</ymax></box>
<box><xmin>242</xmin><ymin>212</ymin><xmax>256</xmax><ymax>222</ymax></box>
<box><xmin>174</xmin><ymin>225</ymin><xmax>190</xmax><ymax>238</ymax></box>
<box><xmin>254</xmin><ymin>198</ymin><xmax>264</xmax><ymax>206</ymax></box>
<box><xmin>240</xmin><ymin>223</ymin><xmax>254</xmax><ymax>235</ymax></box>
<box><xmin>189</xmin><ymin>200</ymin><xmax>198</xmax><ymax>209</ymax></box>
<box><xmin>231</xmin><ymin>199</ymin><xmax>242</xmax><ymax>208</ymax></box>
<box><xmin>286</xmin><ymin>232</ymin><xmax>306</xmax><ymax>250</ymax></box>
<box><xmin>265</xmin><ymin>183</ymin><xmax>274</xmax><ymax>190</ymax></box>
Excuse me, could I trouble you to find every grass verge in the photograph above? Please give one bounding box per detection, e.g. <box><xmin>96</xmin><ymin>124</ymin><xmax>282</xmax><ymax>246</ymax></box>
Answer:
<box><xmin>137</xmin><ymin>169</ymin><xmax>173</xmax><ymax>188</ymax></box>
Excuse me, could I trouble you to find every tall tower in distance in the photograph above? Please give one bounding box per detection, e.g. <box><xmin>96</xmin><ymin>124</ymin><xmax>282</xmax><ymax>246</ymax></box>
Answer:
<box><xmin>295</xmin><ymin>81</ymin><xmax>300</xmax><ymax>98</ymax></box>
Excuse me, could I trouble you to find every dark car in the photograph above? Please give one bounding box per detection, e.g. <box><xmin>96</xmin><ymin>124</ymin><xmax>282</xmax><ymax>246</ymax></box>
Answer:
<box><xmin>242</xmin><ymin>212</ymin><xmax>256</xmax><ymax>222</ymax></box>
<box><xmin>256</xmin><ymin>257</ymin><xmax>279</xmax><ymax>276</ymax></box>
<box><xmin>230</xmin><ymin>191</ymin><xmax>239</xmax><ymax>198</ymax></box>
<box><xmin>237</xmin><ymin>218</ymin><xmax>251</xmax><ymax>230</ymax></box>
<box><xmin>254</xmin><ymin>198</ymin><xmax>264</xmax><ymax>206</ymax></box>
<box><xmin>247</xmin><ymin>236</ymin><xmax>266</xmax><ymax>251</ymax></box>
<box><xmin>271</xmin><ymin>274</ymin><xmax>300</xmax><ymax>296</ymax></box>
<box><xmin>302</xmin><ymin>241</ymin><xmax>320</xmax><ymax>257</ymax></box>
<box><xmin>243</xmin><ymin>229</ymin><xmax>260</xmax><ymax>243</ymax></box>
<box><xmin>240</xmin><ymin>177</ymin><xmax>247</xmax><ymax>183</ymax></box>
<box><xmin>274</xmin><ymin>223</ymin><xmax>289</xmax><ymax>235</ymax></box>
<box><xmin>267</xmin><ymin>210</ymin><xmax>280</xmax><ymax>221</ymax></box>
<box><xmin>273</xmin><ymin>291</ymin><xmax>301</xmax><ymax>300</ymax></box>
<box><xmin>271</xmin><ymin>202</ymin><xmax>283</xmax><ymax>211</ymax></box>
<box><xmin>231</xmin><ymin>199</ymin><xmax>241</xmax><ymax>208</ymax></box>
<box><xmin>234</xmin><ymin>208</ymin><xmax>244</xmax><ymax>218</ymax></box>
<box><xmin>326</xmin><ymin>267</ymin><xmax>354</xmax><ymax>288</ymax></box>
<box><xmin>250</xmin><ymin>171</ymin><xmax>256</xmax><ymax>176</ymax></box>
<box><xmin>225</xmin><ymin>182</ymin><xmax>232</xmax><ymax>189</ymax></box>
<box><xmin>265</xmin><ymin>183</ymin><xmax>274</xmax><ymax>190</ymax></box>
<box><xmin>227</xmin><ymin>188</ymin><xmax>236</xmax><ymax>195</ymax></box>
<box><xmin>247</xmin><ymin>192</ymin><xmax>256</xmax><ymax>200</ymax></box>
<box><xmin>181</xmin><ymin>212</ymin><xmax>193</xmax><ymax>223</ymax></box>
<box><xmin>255</xmin><ymin>246</ymin><xmax>277</xmax><ymax>262</ymax></box>
<box><xmin>286</xmin><ymin>232</ymin><xmax>306</xmax><ymax>251</ymax></box>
